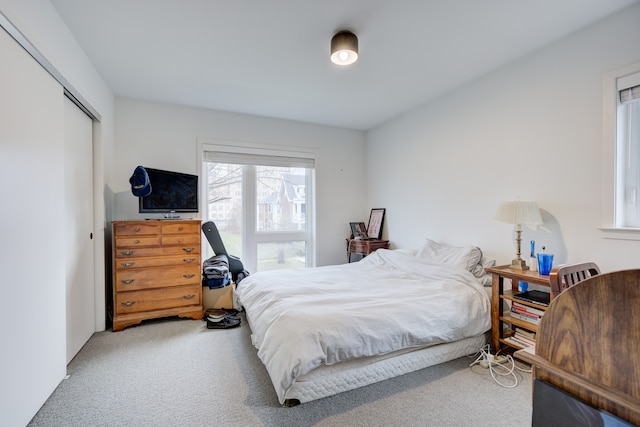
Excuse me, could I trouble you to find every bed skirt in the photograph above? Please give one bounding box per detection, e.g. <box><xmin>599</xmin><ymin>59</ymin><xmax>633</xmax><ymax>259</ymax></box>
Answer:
<box><xmin>282</xmin><ymin>333</ymin><xmax>487</xmax><ymax>405</ymax></box>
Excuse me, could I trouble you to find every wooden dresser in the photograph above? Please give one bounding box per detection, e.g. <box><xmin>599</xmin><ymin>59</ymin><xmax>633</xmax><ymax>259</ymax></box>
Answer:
<box><xmin>112</xmin><ymin>220</ymin><xmax>202</xmax><ymax>331</ymax></box>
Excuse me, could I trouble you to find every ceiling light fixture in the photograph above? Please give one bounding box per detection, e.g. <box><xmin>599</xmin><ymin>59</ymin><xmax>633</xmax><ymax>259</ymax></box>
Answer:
<box><xmin>331</xmin><ymin>30</ymin><xmax>358</xmax><ymax>65</ymax></box>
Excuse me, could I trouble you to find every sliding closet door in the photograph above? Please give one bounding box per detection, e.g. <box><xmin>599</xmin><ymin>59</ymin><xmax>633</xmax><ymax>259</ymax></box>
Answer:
<box><xmin>64</xmin><ymin>96</ymin><xmax>95</xmax><ymax>363</ymax></box>
<box><xmin>0</xmin><ymin>27</ymin><xmax>66</xmax><ymax>426</ymax></box>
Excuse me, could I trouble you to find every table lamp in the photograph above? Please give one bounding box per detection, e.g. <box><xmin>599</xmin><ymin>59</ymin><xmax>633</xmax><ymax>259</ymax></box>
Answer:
<box><xmin>495</xmin><ymin>200</ymin><xmax>543</xmax><ymax>270</ymax></box>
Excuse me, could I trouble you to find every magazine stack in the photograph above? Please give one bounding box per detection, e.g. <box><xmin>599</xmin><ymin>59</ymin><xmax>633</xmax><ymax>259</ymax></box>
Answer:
<box><xmin>510</xmin><ymin>301</ymin><xmax>544</xmax><ymax>325</ymax></box>
<box><xmin>505</xmin><ymin>327</ymin><xmax>536</xmax><ymax>348</ymax></box>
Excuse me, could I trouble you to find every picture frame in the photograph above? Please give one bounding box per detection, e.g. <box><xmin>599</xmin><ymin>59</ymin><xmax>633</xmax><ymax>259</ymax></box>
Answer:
<box><xmin>367</xmin><ymin>208</ymin><xmax>385</xmax><ymax>239</ymax></box>
<box><xmin>350</xmin><ymin>222</ymin><xmax>368</xmax><ymax>239</ymax></box>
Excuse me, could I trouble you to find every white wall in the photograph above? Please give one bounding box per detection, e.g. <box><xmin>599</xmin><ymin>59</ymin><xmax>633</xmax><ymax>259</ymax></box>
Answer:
<box><xmin>113</xmin><ymin>98</ymin><xmax>367</xmax><ymax>267</ymax></box>
<box><xmin>367</xmin><ymin>3</ymin><xmax>640</xmax><ymax>273</ymax></box>
<box><xmin>0</xmin><ymin>0</ymin><xmax>115</xmax><ymax>424</ymax></box>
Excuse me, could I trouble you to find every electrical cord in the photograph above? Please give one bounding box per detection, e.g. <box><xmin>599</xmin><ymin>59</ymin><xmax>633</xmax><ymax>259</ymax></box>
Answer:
<box><xmin>468</xmin><ymin>344</ymin><xmax>532</xmax><ymax>388</ymax></box>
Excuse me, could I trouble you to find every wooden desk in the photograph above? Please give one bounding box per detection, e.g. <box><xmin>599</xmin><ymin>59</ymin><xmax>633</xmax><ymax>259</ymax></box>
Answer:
<box><xmin>346</xmin><ymin>239</ymin><xmax>389</xmax><ymax>262</ymax></box>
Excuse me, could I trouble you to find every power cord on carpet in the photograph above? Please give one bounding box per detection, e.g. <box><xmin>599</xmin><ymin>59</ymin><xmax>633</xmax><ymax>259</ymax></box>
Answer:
<box><xmin>468</xmin><ymin>344</ymin><xmax>532</xmax><ymax>388</ymax></box>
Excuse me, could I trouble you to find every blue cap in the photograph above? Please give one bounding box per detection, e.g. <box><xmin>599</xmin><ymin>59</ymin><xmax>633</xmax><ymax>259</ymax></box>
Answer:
<box><xmin>129</xmin><ymin>166</ymin><xmax>151</xmax><ymax>197</ymax></box>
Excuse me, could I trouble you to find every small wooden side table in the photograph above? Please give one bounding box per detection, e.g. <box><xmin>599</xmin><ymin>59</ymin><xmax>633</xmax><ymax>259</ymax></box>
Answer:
<box><xmin>346</xmin><ymin>239</ymin><xmax>389</xmax><ymax>262</ymax></box>
<box><xmin>486</xmin><ymin>265</ymin><xmax>552</xmax><ymax>353</ymax></box>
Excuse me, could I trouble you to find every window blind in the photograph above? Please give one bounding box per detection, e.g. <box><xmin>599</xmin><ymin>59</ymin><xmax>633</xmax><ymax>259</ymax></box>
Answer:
<box><xmin>203</xmin><ymin>148</ymin><xmax>314</xmax><ymax>168</ymax></box>
<box><xmin>618</xmin><ymin>71</ymin><xmax>640</xmax><ymax>103</ymax></box>
<box><xmin>620</xmin><ymin>85</ymin><xmax>640</xmax><ymax>103</ymax></box>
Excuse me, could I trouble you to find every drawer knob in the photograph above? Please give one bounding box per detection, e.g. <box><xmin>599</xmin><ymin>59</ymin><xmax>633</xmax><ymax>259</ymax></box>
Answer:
<box><xmin>183</xmin><ymin>247</ymin><xmax>195</xmax><ymax>253</ymax></box>
<box><xmin>178</xmin><ymin>238</ymin><xmax>184</xmax><ymax>243</ymax></box>
<box><xmin>178</xmin><ymin>226</ymin><xmax>184</xmax><ymax>231</ymax></box>
<box><xmin>183</xmin><ymin>274</ymin><xmax>196</xmax><ymax>279</ymax></box>
<box><xmin>121</xmin><ymin>250</ymin><xmax>135</xmax><ymax>256</ymax></box>
<box><xmin>183</xmin><ymin>258</ymin><xmax>195</xmax><ymax>263</ymax></box>
<box><xmin>134</xmin><ymin>227</ymin><xmax>141</xmax><ymax>232</ymax></box>
<box><xmin>121</xmin><ymin>301</ymin><xmax>135</xmax><ymax>307</ymax></box>
<box><xmin>134</xmin><ymin>239</ymin><xmax>140</xmax><ymax>244</ymax></box>
<box><xmin>183</xmin><ymin>294</ymin><xmax>195</xmax><ymax>300</ymax></box>
<box><xmin>121</xmin><ymin>262</ymin><xmax>136</xmax><ymax>268</ymax></box>
<box><xmin>120</xmin><ymin>279</ymin><xmax>135</xmax><ymax>285</ymax></box>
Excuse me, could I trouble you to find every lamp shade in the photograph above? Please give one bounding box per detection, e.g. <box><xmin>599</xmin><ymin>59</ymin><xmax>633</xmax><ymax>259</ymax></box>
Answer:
<box><xmin>494</xmin><ymin>201</ymin><xmax>543</xmax><ymax>225</ymax></box>
<box><xmin>331</xmin><ymin>31</ymin><xmax>358</xmax><ymax>65</ymax></box>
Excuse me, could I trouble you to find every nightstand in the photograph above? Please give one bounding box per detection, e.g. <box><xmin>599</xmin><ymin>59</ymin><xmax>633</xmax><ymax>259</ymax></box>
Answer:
<box><xmin>486</xmin><ymin>265</ymin><xmax>552</xmax><ymax>352</ymax></box>
<box><xmin>346</xmin><ymin>239</ymin><xmax>389</xmax><ymax>262</ymax></box>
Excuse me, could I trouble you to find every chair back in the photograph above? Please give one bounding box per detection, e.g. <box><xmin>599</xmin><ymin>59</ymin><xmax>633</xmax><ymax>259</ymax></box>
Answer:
<box><xmin>534</xmin><ymin>269</ymin><xmax>640</xmax><ymax>425</ymax></box>
<box><xmin>548</xmin><ymin>261</ymin><xmax>600</xmax><ymax>299</ymax></box>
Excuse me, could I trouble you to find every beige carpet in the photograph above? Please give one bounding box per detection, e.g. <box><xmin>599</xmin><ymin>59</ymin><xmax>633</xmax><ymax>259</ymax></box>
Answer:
<box><xmin>28</xmin><ymin>315</ymin><xmax>532</xmax><ymax>426</ymax></box>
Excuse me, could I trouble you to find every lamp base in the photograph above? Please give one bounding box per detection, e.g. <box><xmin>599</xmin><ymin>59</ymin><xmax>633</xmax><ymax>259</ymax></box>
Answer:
<box><xmin>511</xmin><ymin>258</ymin><xmax>529</xmax><ymax>270</ymax></box>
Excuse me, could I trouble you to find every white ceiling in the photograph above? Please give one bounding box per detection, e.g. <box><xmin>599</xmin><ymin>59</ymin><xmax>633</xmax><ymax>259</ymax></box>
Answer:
<box><xmin>51</xmin><ymin>0</ymin><xmax>637</xmax><ymax>130</ymax></box>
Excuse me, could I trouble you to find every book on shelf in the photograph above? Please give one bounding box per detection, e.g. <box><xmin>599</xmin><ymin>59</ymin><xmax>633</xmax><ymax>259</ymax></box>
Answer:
<box><xmin>504</xmin><ymin>335</ymin><xmax>535</xmax><ymax>348</ymax></box>
<box><xmin>511</xmin><ymin>306</ymin><xmax>542</xmax><ymax>319</ymax></box>
<box><xmin>512</xmin><ymin>302</ymin><xmax>545</xmax><ymax>317</ymax></box>
<box><xmin>513</xmin><ymin>335</ymin><xmax>536</xmax><ymax>347</ymax></box>
<box><xmin>512</xmin><ymin>290</ymin><xmax>550</xmax><ymax>306</ymax></box>
<box><xmin>514</xmin><ymin>327</ymin><xmax>536</xmax><ymax>340</ymax></box>
<box><xmin>509</xmin><ymin>311</ymin><xmax>541</xmax><ymax>325</ymax></box>
<box><xmin>513</xmin><ymin>330</ymin><xmax>536</xmax><ymax>346</ymax></box>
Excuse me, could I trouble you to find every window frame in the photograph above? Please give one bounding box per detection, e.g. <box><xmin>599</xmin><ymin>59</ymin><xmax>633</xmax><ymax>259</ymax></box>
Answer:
<box><xmin>601</xmin><ymin>60</ymin><xmax>640</xmax><ymax>241</ymax></box>
<box><xmin>197</xmin><ymin>138</ymin><xmax>317</xmax><ymax>271</ymax></box>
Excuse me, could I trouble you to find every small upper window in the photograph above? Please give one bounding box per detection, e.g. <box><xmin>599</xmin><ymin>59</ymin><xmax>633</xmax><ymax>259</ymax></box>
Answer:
<box><xmin>615</xmin><ymin>71</ymin><xmax>640</xmax><ymax>227</ymax></box>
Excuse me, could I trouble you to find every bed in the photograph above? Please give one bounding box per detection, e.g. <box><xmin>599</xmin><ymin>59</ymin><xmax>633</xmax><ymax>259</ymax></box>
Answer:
<box><xmin>235</xmin><ymin>239</ymin><xmax>494</xmax><ymax>405</ymax></box>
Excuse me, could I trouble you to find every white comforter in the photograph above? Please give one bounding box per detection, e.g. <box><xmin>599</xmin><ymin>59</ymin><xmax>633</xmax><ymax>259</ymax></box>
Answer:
<box><xmin>236</xmin><ymin>249</ymin><xmax>491</xmax><ymax>403</ymax></box>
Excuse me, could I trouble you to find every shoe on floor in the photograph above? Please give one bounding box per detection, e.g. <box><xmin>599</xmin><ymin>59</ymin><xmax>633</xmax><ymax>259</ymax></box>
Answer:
<box><xmin>204</xmin><ymin>307</ymin><xmax>239</xmax><ymax>316</ymax></box>
<box><xmin>207</xmin><ymin>313</ymin><xmax>241</xmax><ymax>323</ymax></box>
<box><xmin>206</xmin><ymin>316</ymin><xmax>241</xmax><ymax>329</ymax></box>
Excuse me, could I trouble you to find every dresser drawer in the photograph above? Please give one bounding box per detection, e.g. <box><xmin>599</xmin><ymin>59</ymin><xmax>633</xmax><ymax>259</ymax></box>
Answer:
<box><xmin>115</xmin><ymin>254</ymin><xmax>200</xmax><ymax>270</ymax></box>
<box><xmin>115</xmin><ymin>284</ymin><xmax>201</xmax><ymax>315</ymax></box>
<box><xmin>162</xmin><ymin>234</ymin><xmax>200</xmax><ymax>246</ymax></box>
<box><xmin>115</xmin><ymin>265</ymin><xmax>201</xmax><ymax>291</ymax></box>
<box><xmin>162</xmin><ymin>222</ymin><xmax>200</xmax><ymax>235</ymax></box>
<box><xmin>114</xmin><ymin>245</ymin><xmax>200</xmax><ymax>259</ymax></box>
<box><xmin>115</xmin><ymin>236</ymin><xmax>162</xmax><ymax>248</ymax></box>
<box><xmin>114</xmin><ymin>223</ymin><xmax>160</xmax><ymax>236</ymax></box>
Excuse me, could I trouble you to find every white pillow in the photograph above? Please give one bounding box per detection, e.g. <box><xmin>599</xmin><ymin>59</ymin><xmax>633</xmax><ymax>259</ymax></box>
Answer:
<box><xmin>471</xmin><ymin>257</ymin><xmax>497</xmax><ymax>278</ymax></box>
<box><xmin>417</xmin><ymin>238</ymin><xmax>482</xmax><ymax>271</ymax></box>
<box><xmin>477</xmin><ymin>258</ymin><xmax>497</xmax><ymax>285</ymax></box>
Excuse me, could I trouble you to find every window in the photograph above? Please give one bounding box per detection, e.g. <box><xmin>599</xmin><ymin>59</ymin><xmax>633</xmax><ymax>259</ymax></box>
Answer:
<box><xmin>199</xmin><ymin>141</ymin><xmax>316</xmax><ymax>273</ymax></box>
<box><xmin>616</xmin><ymin>71</ymin><xmax>640</xmax><ymax>227</ymax></box>
<box><xmin>601</xmin><ymin>62</ymin><xmax>640</xmax><ymax>240</ymax></box>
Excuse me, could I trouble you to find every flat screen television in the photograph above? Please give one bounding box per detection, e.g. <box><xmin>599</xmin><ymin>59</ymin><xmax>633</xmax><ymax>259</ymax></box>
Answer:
<box><xmin>138</xmin><ymin>167</ymin><xmax>199</xmax><ymax>217</ymax></box>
